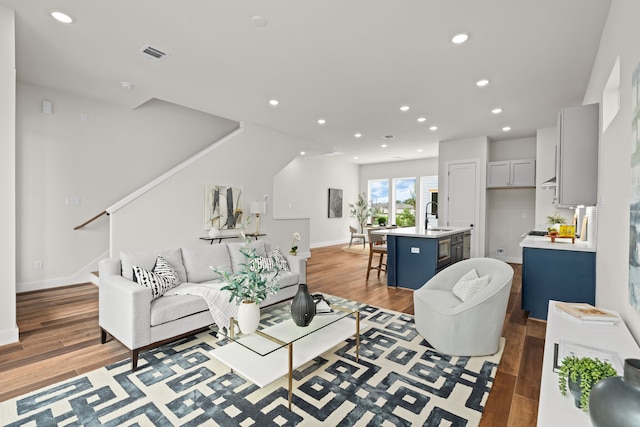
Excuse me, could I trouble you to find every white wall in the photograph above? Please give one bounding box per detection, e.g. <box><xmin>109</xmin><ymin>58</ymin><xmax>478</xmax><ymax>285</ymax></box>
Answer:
<box><xmin>0</xmin><ymin>6</ymin><xmax>18</xmax><ymax>346</ymax></box>
<box><xmin>582</xmin><ymin>0</ymin><xmax>640</xmax><ymax>341</ymax></box>
<box><xmin>535</xmin><ymin>127</ymin><xmax>575</xmax><ymax>229</ymax></box>
<box><xmin>111</xmin><ymin>122</ymin><xmax>313</xmax><ymax>257</ymax></box>
<box><xmin>274</xmin><ymin>155</ymin><xmax>359</xmax><ymax>248</ymax></box>
<box><xmin>439</xmin><ymin>137</ymin><xmax>489</xmax><ymax>257</ymax></box>
<box><xmin>487</xmin><ymin>137</ymin><xmax>537</xmax><ymax>262</ymax></box>
<box><xmin>15</xmin><ymin>83</ymin><xmax>239</xmax><ymax>291</ymax></box>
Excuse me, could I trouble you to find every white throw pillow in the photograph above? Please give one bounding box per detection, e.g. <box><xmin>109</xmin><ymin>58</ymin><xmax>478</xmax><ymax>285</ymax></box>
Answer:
<box><xmin>452</xmin><ymin>269</ymin><xmax>490</xmax><ymax>301</ymax></box>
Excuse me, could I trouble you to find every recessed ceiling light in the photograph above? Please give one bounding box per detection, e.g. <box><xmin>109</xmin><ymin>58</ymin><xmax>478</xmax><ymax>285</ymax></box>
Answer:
<box><xmin>251</xmin><ymin>16</ymin><xmax>267</xmax><ymax>27</ymax></box>
<box><xmin>451</xmin><ymin>33</ymin><xmax>469</xmax><ymax>44</ymax></box>
<box><xmin>50</xmin><ymin>11</ymin><xmax>73</xmax><ymax>24</ymax></box>
<box><xmin>400</xmin><ymin>105</ymin><xmax>411</xmax><ymax>112</ymax></box>
<box><xmin>353</xmin><ymin>156</ymin><xmax>359</xmax><ymax>160</ymax></box>
<box><xmin>417</xmin><ymin>117</ymin><xmax>427</xmax><ymax>123</ymax></box>
<box><xmin>381</xmin><ymin>144</ymin><xmax>388</xmax><ymax>148</ymax></box>
<box><xmin>268</xmin><ymin>99</ymin><xmax>279</xmax><ymax>106</ymax></box>
<box><xmin>417</xmin><ymin>149</ymin><xmax>423</xmax><ymax>152</ymax></box>
<box><xmin>491</xmin><ymin>108</ymin><xmax>503</xmax><ymax>114</ymax></box>
<box><xmin>429</xmin><ymin>126</ymin><xmax>438</xmax><ymax>131</ymax></box>
<box><xmin>120</xmin><ymin>81</ymin><xmax>133</xmax><ymax>90</ymax></box>
<box><xmin>317</xmin><ymin>119</ymin><xmax>326</xmax><ymax>125</ymax></box>
<box><xmin>300</xmin><ymin>151</ymin><xmax>306</xmax><ymax>156</ymax></box>
<box><xmin>476</xmin><ymin>79</ymin><xmax>490</xmax><ymax>87</ymax></box>
<box><xmin>502</xmin><ymin>126</ymin><xmax>512</xmax><ymax>132</ymax></box>
<box><xmin>354</xmin><ymin>133</ymin><xmax>362</xmax><ymax>138</ymax></box>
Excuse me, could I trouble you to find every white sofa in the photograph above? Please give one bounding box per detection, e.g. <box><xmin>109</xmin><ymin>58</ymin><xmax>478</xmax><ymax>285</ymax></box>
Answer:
<box><xmin>99</xmin><ymin>240</ymin><xmax>305</xmax><ymax>370</ymax></box>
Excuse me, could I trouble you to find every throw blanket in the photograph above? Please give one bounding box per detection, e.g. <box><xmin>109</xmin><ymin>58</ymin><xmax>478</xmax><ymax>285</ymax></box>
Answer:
<box><xmin>165</xmin><ymin>283</ymin><xmax>239</xmax><ymax>330</ymax></box>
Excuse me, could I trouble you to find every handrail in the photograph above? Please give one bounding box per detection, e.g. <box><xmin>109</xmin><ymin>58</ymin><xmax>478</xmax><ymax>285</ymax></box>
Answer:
<box><xmin>73</xmin><ymin>210</ymin><xmax>108</xmax><ymax>230</ymax></box>
<box><xmin>73</xmin><ymin>124</ymin><xmax>244</xmax><ymax>230</ymax></box>
<box><xmin>106</xmin><ymin>124</ymin><xmax>243</xmax><ymax>214</ymax></box>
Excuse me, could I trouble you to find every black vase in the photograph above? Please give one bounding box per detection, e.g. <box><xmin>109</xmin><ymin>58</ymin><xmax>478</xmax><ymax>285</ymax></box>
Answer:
<box><xmin>290</xmin><ymin>284</ymin><xmax>316</xmax><ymax>327</ymax></box>
<box><xmin>590</xmin><ymin>359</ymin><xmax>640</xmax><ymax>426</ymax></box>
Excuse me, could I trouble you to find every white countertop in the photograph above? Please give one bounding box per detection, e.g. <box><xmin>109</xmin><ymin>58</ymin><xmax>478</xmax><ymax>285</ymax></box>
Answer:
<box><xmin>372</xmin><ymin>226</ymin><xmax>471</xmax><ymax>239</ymax></box>
<box><xmin>537</xmin><ymin>301</ymin><xmax>640</xmax><ymax>426</ymax></box>
<box><xmin>520</xmin><ymin>235</ymin><xmax>596</xmax><ymax>253</ymax></box>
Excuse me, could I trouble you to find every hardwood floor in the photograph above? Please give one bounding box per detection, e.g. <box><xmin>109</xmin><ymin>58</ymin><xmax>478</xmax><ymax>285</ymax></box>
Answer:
<box><xmin>0</xmin><ymin>244</ymin><xmax>545</xmax><ymax>426</ymax></box>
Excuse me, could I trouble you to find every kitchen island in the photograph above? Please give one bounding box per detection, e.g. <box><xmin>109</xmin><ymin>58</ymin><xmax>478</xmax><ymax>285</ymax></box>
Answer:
<box><xmin>379</xmin><ymin>227</ymin><xmax>471</xmax><ymax>290</ymax></box>
<box><xmin>520</xmin><ymin>235</ymin><xmax>596</xmax><ymax>320</ymax></box>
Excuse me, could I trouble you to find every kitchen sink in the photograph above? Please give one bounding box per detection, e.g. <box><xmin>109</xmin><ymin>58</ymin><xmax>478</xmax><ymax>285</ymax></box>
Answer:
<box><xmin>428</xmin><ymin>227</ymin><xmax>454</xmax><ymax>232</ymax></box>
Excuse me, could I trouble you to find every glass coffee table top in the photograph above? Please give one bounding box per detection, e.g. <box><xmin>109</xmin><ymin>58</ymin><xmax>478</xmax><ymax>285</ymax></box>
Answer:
<box><xmin>220</xmin><ymin>298</ymin><xmax>358</xmax><ymax>357</ymax></box>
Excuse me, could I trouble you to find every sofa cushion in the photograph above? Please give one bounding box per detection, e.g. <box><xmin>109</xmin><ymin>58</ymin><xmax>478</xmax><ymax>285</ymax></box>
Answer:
<box><xmin>274</xmin><ymin>271</ymin><xmax>299</xmax><ymax>289</ymax></box>
<box><xmin>132</xmin><ymin>256</ymin><xmax>180</xmax><ymax>300</ymax></box>
<box><xmin>150</xmin><ymin>294</ymin><xmax>209</xmax><ymax>326</ymax></box>
<box><xmin>121</xmin><ymin>248</ymin><xmax>187</xmax><ymax>283</ymax></box>
<box><xmin>227</xmin><ymin>240</ymin><xmax>267</xmax><ymax>273</ymax></box>
<box><xmin>249</xmin><ymin>248</ymin><xmax>290</xmax><ymax>272</ymax></box>
<box><xmin>419</xmin><ymin>289</ymin><xmax>464</xmax><ymax>309</ymax></box>
<box><xmin>182</xmin><ymin>245</ymin><xmax>232</xmax><ymax>283</ymax></box>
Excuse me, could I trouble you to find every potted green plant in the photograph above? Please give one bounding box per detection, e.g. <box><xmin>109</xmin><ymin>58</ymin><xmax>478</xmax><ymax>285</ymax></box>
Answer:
<box><xmin>212</xmin><ymin>236</ymin><xmax>280</xmax><ymax>334</ymax></box>
<box><xmin>547</xmin><ymin>211</ymin><xmax>567</xmax><ymax>232</ymax></box>
<box><xmin>377</xmin><ymin>216</ymin><xmax>387</xmax><ymax>227</ymax></box>
<box><xmin>558</xmin><ymin>356</ymin><xmax>617</xmax><ymax>411</ymax></box>
<box><xmin>349</xmin><ymin>193</ymin><xmax>374</xmax><ymax>233</ymax></box>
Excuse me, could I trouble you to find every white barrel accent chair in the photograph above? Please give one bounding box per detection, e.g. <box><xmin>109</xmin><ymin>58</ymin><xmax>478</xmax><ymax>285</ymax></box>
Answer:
<box><xmin>413</xmin><ymin>257</ymin><xmax>514</xmax><ymax>356</ymax></box>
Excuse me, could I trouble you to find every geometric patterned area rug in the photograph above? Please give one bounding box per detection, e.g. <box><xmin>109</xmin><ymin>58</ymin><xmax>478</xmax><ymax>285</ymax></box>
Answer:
<box><xmin>0</xmin><ymin>296</ymin><xmax>504</xmax><ymax>426</ymax></box>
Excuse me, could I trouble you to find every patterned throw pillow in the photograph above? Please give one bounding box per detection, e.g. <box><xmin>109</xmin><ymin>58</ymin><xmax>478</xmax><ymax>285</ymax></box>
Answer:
<box><xmin>452</xmin><ymin>268</ymin><xmax>490</xmax><ymax>301</ymax></box>
<box><xmin>249</xmin><ymin>248</ymin><xmax>290</xmax><ymax>272</ymax></box>
<box><xmin>132</xmin><ymin>256</ymin><xmax>180</xmax><ymax>300</ymax></box>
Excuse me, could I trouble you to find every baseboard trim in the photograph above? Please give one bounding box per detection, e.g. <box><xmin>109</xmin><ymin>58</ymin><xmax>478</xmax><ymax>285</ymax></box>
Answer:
<box><xmin>490</xmin><ymin>255</ymin><xmax>522</xmax><ymax>264</ymax></box>
<box><xmin>0</xmin><ymin>325</ymin><xmax>19</xmax><ymax>346</ymax></box>
<box><xmin>17</xmin><ymin>251</ymin><xmax>109</xmax><ymax>293</ymax></box>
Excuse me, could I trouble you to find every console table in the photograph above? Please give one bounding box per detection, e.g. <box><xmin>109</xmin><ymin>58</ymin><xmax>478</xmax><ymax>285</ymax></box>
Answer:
<box><xmin>537</xmin><ymin>301</ymin><xmax>640</xmax><ymax>426</ymax></box>
<box><xmin>200</xmin><ymin>233</ymin><xmax>265</xmax><ymax>244</ymax></box>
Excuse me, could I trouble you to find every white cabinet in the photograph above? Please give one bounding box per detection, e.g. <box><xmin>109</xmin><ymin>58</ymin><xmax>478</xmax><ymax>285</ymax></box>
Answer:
<box><xmin>555</xmin><ymin>104</ymin><xmax>599</xmax><ymax>207</ymax></box>
<box><xmin>487</xmin><ymin>159</ymin><xmax>535</xmax><ymax>188</ymax></box>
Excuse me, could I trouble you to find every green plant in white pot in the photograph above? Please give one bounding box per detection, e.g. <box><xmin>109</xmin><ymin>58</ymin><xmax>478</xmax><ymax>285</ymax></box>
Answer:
<box><xmin>349</xmin><ymin>193</ymin><xmax>373</xmax><ymax>233</ymax></box>
<box><xmin>558</xmin><ymin>356</ymin><xmax>617</xmax><ymax>411</ymax></box>
<box><xmin>546</xmin><ymin>212</ymin><xmax>567</xmax><ymax>232</ymax></box>
<box><xmin>212</xmin><ymin>237</ymin><xmax>280</xmax><ymax>334</ymax></box>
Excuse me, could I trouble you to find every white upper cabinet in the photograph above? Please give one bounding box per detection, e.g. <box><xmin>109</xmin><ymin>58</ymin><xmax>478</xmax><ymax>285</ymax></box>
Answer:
<box><xmin>487</xmin><ymin>159</ymin><xmax>536</xmax><ymax>188</ymax></box>
<box><xmin>555</xmin><ymin>104</ymin><xmax>599</xmax><ymax>207</ymax></box>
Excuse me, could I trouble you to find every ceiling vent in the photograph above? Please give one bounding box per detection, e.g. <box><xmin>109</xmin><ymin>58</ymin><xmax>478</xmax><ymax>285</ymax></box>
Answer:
<box><xmin>139</xmin><ymin>44</ymin><xmax>170</xmax><ymax>61</ymax></box>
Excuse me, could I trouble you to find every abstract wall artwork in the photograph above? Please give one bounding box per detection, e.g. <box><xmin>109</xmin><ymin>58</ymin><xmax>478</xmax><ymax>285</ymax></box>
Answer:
<box><xmin>328</xmin><ymin>188</ymin><xmax>343</xmax><ymax>218</ymax></box>
<box><xmin>205</xmin><ymin>185</ymin><xmax>243</xmax><ymax>230</ymax></box>
<box><xmin>629</xmin><ymin>61</ymin><xmax>640</xmax><ymax>313</ymax></box>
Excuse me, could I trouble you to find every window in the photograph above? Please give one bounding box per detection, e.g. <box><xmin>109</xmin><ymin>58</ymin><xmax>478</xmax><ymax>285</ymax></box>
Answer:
<box><xmin>368</xmin><ymin>179</ymin><xmax>389</xmax><ymax>226</ymax></box>
<box><xmin>394</xmin><ymin>178</ymin><xmax>416</xmax><ymax>227</ymax></box>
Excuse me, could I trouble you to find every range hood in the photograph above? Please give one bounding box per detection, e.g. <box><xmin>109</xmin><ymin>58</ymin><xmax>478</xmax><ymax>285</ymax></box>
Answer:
<box><xmin>541</xmin><ymin>176</ymin><xmax>556</xmax><ymax>189</ymax></box>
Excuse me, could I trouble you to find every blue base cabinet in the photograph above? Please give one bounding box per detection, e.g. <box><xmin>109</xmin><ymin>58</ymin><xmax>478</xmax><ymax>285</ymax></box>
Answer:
<box><xmin>387</xmin><ymin>235</ymin><xmax>438</xmax><ymax>289</ymax></box>
<box><xmin>522</xmin><ymin>247</ymin><xmax>596</xmax><ymax>320</ymax></box>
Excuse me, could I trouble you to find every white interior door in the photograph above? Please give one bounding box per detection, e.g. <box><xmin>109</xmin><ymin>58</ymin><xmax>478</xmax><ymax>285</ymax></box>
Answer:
<box><xmin>447</xmin><ymin>161</ymin><xmax>479</xmax><ymax>257</ymax></box>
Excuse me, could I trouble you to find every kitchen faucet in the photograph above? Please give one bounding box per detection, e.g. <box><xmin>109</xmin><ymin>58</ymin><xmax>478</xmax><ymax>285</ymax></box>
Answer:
<box><xmin>425</xmin><ymin>201</ymin><xmax>438</xmax><ymax>229</ymax></box>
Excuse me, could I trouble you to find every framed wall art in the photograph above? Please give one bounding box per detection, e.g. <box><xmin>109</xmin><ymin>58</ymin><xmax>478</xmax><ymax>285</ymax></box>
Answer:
<box><xmin>328</xmin><ymin>188</ymin><xmax>343</xmax><ymax>218</ymax></box>
<box><xmin>204</xmin><ymin>185</ymin><xmax>243</xmax><ymax>230</ymax></box>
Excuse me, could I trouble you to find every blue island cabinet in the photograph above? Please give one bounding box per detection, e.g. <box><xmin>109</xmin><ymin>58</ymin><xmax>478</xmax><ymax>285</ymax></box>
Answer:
<box><xmin>387</xmin><ymin>235</ymin><xmax>439</xmax><ymax>290</ymax></box>
<box><xmin>521</xmin><ymin>247</ymin><xmax>596</xmax><ymax>320</ymax></box>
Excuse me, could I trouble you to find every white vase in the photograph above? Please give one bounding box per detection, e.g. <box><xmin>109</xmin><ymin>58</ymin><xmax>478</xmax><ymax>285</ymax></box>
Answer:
<box><xmin>209</xmin><ymin>227</ymin><xmax>220</xmax><ymax>238</ymax></box>
<box><xmin>237</xmin><ymin>301</ymin><xmax>260</xmax><ymax>334</ymax></box>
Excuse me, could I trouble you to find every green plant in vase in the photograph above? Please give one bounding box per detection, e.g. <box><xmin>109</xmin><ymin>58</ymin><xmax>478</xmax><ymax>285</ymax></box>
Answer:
<box><xmin>212</xmin><ymin>234</ymin><xmax>280</xmax><ymax>334</ymax></box>
<box><xmin>558</xmin><ymin>356</ymin><xmax>617</xmax><ymax>411</ymax></box>
<box><xmin>546</xmin><ymin>211</ymin><xmax>567</xmax><ymax>232</ymax></box>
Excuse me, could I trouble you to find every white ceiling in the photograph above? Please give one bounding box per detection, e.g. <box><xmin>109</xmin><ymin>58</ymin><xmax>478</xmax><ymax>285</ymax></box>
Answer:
<box><xmin>2</xmin><ymin>0</ymin><xmax>612</xmax><ymax>164</ymax></box>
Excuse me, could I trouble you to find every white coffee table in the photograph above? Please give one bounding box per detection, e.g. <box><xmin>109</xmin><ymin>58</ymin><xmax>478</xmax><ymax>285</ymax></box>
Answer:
<box><xmin>210</xmin><ymin>301</ymin><xmax>362</xmax><ymax>410</ymax></box>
